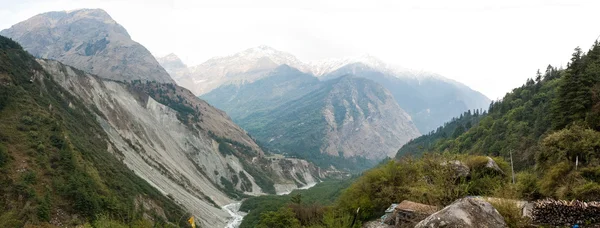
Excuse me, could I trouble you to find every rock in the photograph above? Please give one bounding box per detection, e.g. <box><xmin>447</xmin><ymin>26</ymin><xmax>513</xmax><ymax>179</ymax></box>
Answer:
<box><xmin>441</xmin><ymin>160</ymin><xmax>470</xmax><ymax>178</ymax></box>
<box><xmin>362</xmin><ymin>220</ymin><xmax>394</xmax><ymax>228</ymax></box>
<box><xmin>414</xmin><ymin>197</ymin><xmax>507</xmax><ymax>228</ymax></box>
<box><xmin>485</xmin><ymin>156</ymin><xmax>505</xmax><ymax>175</ymax></box>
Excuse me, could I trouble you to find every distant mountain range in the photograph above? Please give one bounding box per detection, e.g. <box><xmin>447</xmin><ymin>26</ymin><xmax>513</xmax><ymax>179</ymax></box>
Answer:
<box><xmin>160</xmin><ymin>47</ymin><xmax>490</xmax><ymax>135</ymax></box>
<box><xmin>202</xmin><ymin>65</ymin><xmax>421</xmax><ymax>169</ymax></box>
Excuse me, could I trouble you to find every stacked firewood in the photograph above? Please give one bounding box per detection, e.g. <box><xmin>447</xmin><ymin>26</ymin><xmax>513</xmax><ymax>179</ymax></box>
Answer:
<box><xmin>532</xmin><ymin>199</ymin><xmax>600</xmax><ymax>226</ymax></box>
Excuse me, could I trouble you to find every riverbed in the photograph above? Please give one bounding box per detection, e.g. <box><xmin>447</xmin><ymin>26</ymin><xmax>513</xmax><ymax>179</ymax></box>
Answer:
<box><xmin>223</xmin><ymin>202</ymin><xmax>246</xmax><ymax>228</ymax></box>
<box><xmin>223</xmin><ymin>181</ymin><xmax>319</xmax><ymax>227</ymax></box>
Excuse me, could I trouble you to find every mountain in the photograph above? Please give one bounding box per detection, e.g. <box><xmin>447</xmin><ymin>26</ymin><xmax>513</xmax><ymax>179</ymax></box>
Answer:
<box><xmin>7</xmin><ymin>35</ymin><xmax>328</xmax><ymax>226</ymax></box>
<box><xmin>0</xmin><ymin>35</ymin><xmax>185</xmax><ymax>227</ymax></box>
<box><xmin>166</xmin><ymin>46</ymin><xmax>490</xmax><ymax>133</ymax></box>
<box><xmin>0</xmin><ymin>9</ymin><xmax>174</xmax><ymax>83</ymax></box>
<box><xmin>201</xmin><ymin>65</ymin><xmax>321</xmax><ymax>121</ymax></box>
<box><xmin>203</xmin><ymin>66</ymin><xmax>421</xmax><ymax>170</ymax></box>
<box><xmin>157</xmin><ymin>53</ymin><xmax>187</xmax><ymax>71</ymax></box>
<box><xmin>308</xmin><ymin>54</ymin><xmax>394</xmax><ymax>77</ymax></box>
<box><xmin>167</xmin><ymin>46</ymin><xmax>311</xmax><ymax>95</ymax></box>
<box><xmin>320</xmin><ymin>62</ymin><xmax>491</xmax><ymax>133</ymax></box>
<box><xmin>156</xmin><ymin>53</ymin><xmax>188</xmax><ymax>79</ymax></box>
<box><xmin>1</xmin><ymin>10</ymin><xmax>339</xmax><ymax>226</ymax></box>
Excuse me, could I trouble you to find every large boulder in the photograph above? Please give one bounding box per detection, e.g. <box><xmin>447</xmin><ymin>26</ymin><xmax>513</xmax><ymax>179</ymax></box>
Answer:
<box><xmin>414</xmin><ymin>197</ymin><xmax>507</xmax><ymax>228</ymax></box>
<box><xmin>484</xmin><ymin>157</ymin><xmax>505</xmax><ymax>175</ymax></box>
<box><xmin>441</xmin><ymin>160</ymin><xmax>470</xmax><ymax>178</ymax></box>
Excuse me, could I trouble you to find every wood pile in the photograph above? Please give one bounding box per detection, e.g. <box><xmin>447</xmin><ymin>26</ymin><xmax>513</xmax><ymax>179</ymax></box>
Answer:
<box><xmin>532</xmin><ymin>199</ymin><xmax>600</xmax><ymax>226</ymax></box>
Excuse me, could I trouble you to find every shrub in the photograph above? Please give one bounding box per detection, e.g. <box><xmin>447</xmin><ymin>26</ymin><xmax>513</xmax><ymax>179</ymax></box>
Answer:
<box><xmin>515</xmin><ymin>171</ymin><xmax>541</xmax><ymax>200</ymax></box>
<box><xmin>572</xmin><ymin>181</ymin><xmax>600</xmax><ymax>200</ymax></box>
<box><xmin>322</xmin><ymin>209</ymin><xmax>361</xmax><ymax>228</ymax></box>
<box><xmin>257</xmin><ymin>207</ymin><xmax>301</xmax><ymax>228</ymax></box>
<box><xmin>0</xmin><ymin>143</ymin><xmax>8</xmax><ymax>167</ymax></box>
<box><xmin>488</xmin><ymin>199</ymin><xmax>530</xmax><ymax>228</ymax></box>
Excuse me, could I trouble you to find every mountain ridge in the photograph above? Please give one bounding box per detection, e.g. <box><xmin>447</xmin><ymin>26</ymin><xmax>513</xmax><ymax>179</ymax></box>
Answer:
<box><xmin>1</xmin><ymin>8</ymin><xmax>174</xmax><ymax>83</ymax></box>
<box><xmin>163</xmin><ymin>46</ymin><xmax>490</xmax><ymax>133</ymax></box>
<box><xmin>203</xmin><ymin>67</ymin><xmax>421</xmax><ymax>170</ymax></box>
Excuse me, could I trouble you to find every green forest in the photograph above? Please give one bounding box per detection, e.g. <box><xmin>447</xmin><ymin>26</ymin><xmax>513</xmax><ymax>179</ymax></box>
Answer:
<box><xmin>241</xmin><ymin>41</ymin><xmax>600</xmax><ymax>227</ymax></box>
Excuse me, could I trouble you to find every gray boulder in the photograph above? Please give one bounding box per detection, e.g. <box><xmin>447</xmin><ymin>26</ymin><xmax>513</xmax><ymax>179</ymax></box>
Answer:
<box><xmin>414</xmin><ymin>197</ymin><xmax>507</xmax><ymax>228</ymax></box>
<box><xmin>485</xmin><ymin>157</ymin><xmax>505</xmax><ymax>175</ymax></box>
<box><xmin>441</xmin><ymin>160</ymin><xmax>470</xmax><ymax>178</ymax></box>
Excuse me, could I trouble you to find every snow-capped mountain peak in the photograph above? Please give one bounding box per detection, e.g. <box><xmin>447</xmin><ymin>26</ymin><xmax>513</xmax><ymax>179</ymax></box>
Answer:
<box><xmin>199</xmin><ymin>45</ymin><xmax>309</xmax><ymax>72</ymax></box>
<box><xmin>308</xmin><ymin>54</ymin><xmax>391</xmax><ymax>76</ymax></box>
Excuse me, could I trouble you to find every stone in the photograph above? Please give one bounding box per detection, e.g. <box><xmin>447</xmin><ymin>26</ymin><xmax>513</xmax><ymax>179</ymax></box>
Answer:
<box><xmin>485</xmin><ymin>156</ymin><xmax>505</xmax><ymax>175</ymax></box>
<box><xmin>441</xmin><ymin>160</ymin><xmax>470</xmax><ymax>178</ymax></box>
<box><xmin>414</xmin><ymin>197</ymin><xmax>507</xmax><ymax>228</ymax></box>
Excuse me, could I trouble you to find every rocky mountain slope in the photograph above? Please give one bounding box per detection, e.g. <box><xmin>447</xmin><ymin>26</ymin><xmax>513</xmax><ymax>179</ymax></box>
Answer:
<box><xmin>1</xmin><ymin>9</ymin><xmax>334</xmax><ymax>227</ymax></box>
<box><xmin>203</xmin><ymin>67</ymin><xmax>420</xmax><ymax>171</ymax></box>
<box><xmin>38</xmin><ymin>58</ymin><xmax>328</xmax><ymax>226</ymax></box>
<box><xmin>164</xmin><ymin>46</ymin><xmax>489</xmax><ymax>133</ymax></box>
<box><xmin>201</xmin><ymin>65</ymin><xmax>321</xmax><ymax>121</ymax></box>
<box><xmin>0</xmin><ymin>35</ymin><xmax>185</xmax><ymax>227</ymax></box>
<box><xmin>0</xmin><ymin>9</ymin><xmax>174</xmax><ymax>83</ymax></box>
<box><xmin>322</xmin><ymin>62</ymin><xmax>491</xmax><ymax>133</ymax></box>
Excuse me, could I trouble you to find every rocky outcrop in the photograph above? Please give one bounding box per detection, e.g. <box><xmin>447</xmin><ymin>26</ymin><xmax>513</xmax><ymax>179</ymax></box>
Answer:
<box><xmin>383</xmin><ymin>201</ymin><xmax>438</xmax><ymax>227</ymax></box>
<box><xmin>319</xmin><ymin>76</ymin><xmax>420</xmax><ymax>159</ymax></box>
<box><xmin>414</xmin><ymin>197</ymin><xmax>507</xmax><ymax>228</ymax></box>
<box><xmin>1</xmin><ymin>9</ymin><xmax>174</xmax><ymax>83</ymax></box>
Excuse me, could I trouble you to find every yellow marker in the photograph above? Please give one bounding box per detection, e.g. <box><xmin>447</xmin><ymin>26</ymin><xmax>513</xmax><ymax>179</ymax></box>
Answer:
<box><xmin>188</xmin><ymin>216</ymin><xmax>196</xmax><ymax>228</ymax></box>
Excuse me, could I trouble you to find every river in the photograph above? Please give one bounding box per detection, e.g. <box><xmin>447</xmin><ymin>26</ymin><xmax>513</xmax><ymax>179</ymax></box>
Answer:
<box><xmin>223</xmin><ymin>181</ymin><xmax>319</xmax><ymax>228</ymax></box>
<box><xmin>223</xmin><ymin>202</ymin><xmax>246</xmax><ymax>228</ymax></box>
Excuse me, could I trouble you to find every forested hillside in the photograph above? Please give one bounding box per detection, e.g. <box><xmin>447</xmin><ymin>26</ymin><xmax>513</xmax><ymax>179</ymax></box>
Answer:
<box><xmin>397</xmin><ymin>41</ymin><xmax>600</xmax><ymax>199</ymax></box>
<box><xmin>0</xmin><ymin>36</ymin><xmax>185</xmax><ymax>226</ymax></box>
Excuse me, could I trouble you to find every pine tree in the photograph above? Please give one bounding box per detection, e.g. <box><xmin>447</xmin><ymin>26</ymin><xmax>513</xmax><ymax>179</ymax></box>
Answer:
<box><xmin>552</xmin><ymin>45</ymin><xmax>600</xmax><ymax>129</ymax></box>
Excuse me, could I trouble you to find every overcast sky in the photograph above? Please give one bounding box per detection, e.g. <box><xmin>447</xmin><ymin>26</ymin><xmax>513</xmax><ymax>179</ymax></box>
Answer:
<box><xmin>1</xmin><ymin>0</ymin><xmax>600</xmax><ymax>99</ymax></box>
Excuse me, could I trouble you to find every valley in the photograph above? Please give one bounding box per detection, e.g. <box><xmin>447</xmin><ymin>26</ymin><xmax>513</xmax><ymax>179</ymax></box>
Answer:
<box><xmin>1</xmin><ymin>3</ymin><xmax>598</xmax><ymax>228</ymax></box>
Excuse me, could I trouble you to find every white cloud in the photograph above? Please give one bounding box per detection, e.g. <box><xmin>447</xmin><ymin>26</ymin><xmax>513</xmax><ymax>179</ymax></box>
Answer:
<box><xmin>1</xmin><ymin>0</ymin><xmax>599</xmax><ymax>99</ymax></box>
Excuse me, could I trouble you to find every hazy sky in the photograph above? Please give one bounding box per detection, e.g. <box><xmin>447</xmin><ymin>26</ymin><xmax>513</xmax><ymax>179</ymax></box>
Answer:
<box><xmin>1</xmin><ymin>0</ymin><xmax>600</xmax><ymax>99</ymax></box>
